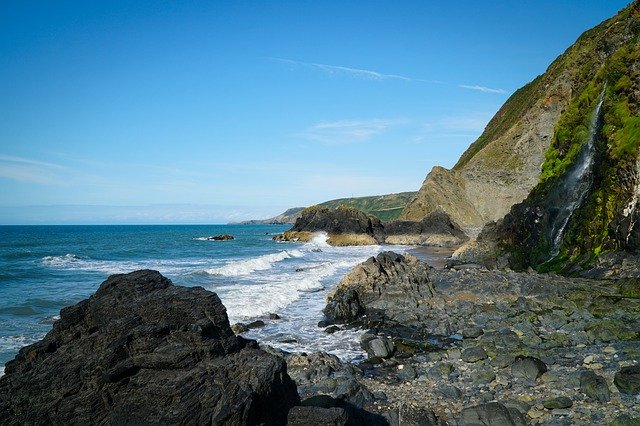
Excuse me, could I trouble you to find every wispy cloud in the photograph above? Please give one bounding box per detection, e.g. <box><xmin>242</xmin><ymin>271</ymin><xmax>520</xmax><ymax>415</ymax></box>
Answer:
<box><xmin>0</xmin><ymin>155</ymin><xmax>66</xmax><ymax>185</ymax></box>
<box><xmin>458</xmin><ymin>84</ymin><xmax>506</xmax><ymax>94</ymax></box>
<box><xmin>299</xmin><ymin>118</ymin><xmax>404</xmax><ymax>145</ymax></box>
<box><xmin>272</xmin><ymin>57</ymin><xmax>506</xmax><ymax>94</ymax></box>
<box><xmin>270</xmin><ymin>57</ymin><xmax>442</xmax><ymax>84</ymax></box>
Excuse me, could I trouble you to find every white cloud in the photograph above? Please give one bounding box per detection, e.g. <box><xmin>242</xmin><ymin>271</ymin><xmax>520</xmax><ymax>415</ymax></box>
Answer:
<box><xmin>270</xmin><ymin>57</ymin><xmax>442</xmax><ymax>84</ymax></box>
<box><xmin>458</xmin><ymin>84</ymin><xmax>506</xmax><ymax>94</ymax></box>
<box><xmin>0</xmin><ymin>155</ymin><xmax>66</xmax><ymax>185</ymax></box>
<box><xmin>299</xmin><ymin>118</ymin><xmax>403</xmax><ymax>145</ymax></box>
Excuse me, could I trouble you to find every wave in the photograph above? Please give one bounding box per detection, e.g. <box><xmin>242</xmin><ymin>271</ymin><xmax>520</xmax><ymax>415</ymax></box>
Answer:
<box><xmin>41</xmin><ymin>254</ymin><xmax>211</xmax><ymax>276</ymax></box>
<box><xmin>203</xmin><ymin>250</ymin><xmax>304</xmax><ymax>277</ymax></box>
<box><xmin>305</xmin><ymin>232</ymin><xmax>331</xmax><ymax>249</ymax></box>
<box><xmin>0</xmin><ymin>334</ymin><xmax>41</xmax><ymax>353</ymax></box>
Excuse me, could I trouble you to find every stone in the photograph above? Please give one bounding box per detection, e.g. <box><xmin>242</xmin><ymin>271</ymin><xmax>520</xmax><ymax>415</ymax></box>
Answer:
<box><xmin>462</xmin><ymin>326</ymin><xmax>484</xmax><ymax>339</ymax></box>
<box><xmin>511</xmin><ymin>356</ymin><xmax>547</xmax><ymax>385</ymax></box>
<box><xmin>397</xmin><ymin>364</ymin><xmax>417</xmax><ymax>381</ymax></box>
<box><xmin>438</xmin><ymin>384</ymin><xmax>463</xmax><ymax>399</ymax></box>
<box><xmin>207</xmin><ymin>234</ymin><xmax>234</xmax><ymax>240</ymax></box>
<box><xmin>287</xmin><ymin>406</ymin><xmax>348</xmax><ymax>425</ymax></box>
<box><xmin>580</xmin><ymin>370</ymin><xmax>611</xmax><ymax>402</ymax></box>
<box><xmin>471</xmin><ymin>367</ymin><xmax>496</xmax><ymax>385</ymax></box>
<box><xmin>364</xmin><ymin>337</ymin><xmax>395</xmax><ymax>359</ymax></box>
<box><xmin>461</xmin><ymin>346</ymin><xmax>488</xmax><ymax>363</ymax></box>
<box><xmin>325</xmin><ymin>325</ymin><xmax>340</xmax><ymax>334</ymax></box>
<box><xmin>614</xmin><ymin>365</ymin><xmax>640</xmax><ymax>395</ymax></box>
<box><xmin>459</xmin><ymin>402</ymin><xmax>527</xmax><ymax>426</ymax></box>
<box><xmin>0</xmin><ymin>270</ymin><xmax>299</xmax><ymax>425</ymax></box>
<box><xmin>543</xmin><ymin>396</ymin><xmax>573</xmax><ymax>409</ymax></box>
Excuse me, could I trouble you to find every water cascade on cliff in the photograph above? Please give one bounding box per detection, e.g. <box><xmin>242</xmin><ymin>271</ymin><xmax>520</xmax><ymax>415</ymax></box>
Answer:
<box><xmin>546</xmin><ymin>87</ymin><xmax>606</xmax><ymax>260</ymax></box>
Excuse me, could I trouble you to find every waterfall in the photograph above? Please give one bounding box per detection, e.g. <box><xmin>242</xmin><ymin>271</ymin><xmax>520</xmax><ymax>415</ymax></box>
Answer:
<box><xmin>547</xmin><ymin>86</ymin><xmax>606</xmax><ymax>260</ymax></box>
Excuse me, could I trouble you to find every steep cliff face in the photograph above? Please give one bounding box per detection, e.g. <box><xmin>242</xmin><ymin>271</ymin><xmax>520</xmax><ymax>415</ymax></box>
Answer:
<box><xmin>484</xmin><ymin>2</ymin><xmax>640</xmax><ymax>270</ymax></box>
<box><xmin>400</xmin><ymin>2</ymin><xmax>636</xmax><ymax>237</ymax></box>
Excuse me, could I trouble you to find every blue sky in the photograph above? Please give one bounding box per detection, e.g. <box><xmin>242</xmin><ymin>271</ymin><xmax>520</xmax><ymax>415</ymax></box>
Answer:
<box><xmin>0</xmin><ymin>0</ymin><xmax>631</xmax><ymax>224</ymax></box>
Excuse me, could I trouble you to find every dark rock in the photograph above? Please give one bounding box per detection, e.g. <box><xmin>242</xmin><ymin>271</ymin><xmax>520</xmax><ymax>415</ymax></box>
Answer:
<box><xmin>471</xmin><ymin>366</ymin><xmax>496</xmax><ymax>385</ymax></box>
<box><xmin>462</xmin><ymin>326</ymin><xmax>484</xmax><ymax>339</ymax></box>
<box><xmin>438</xmin><ymin>384</ymin><xmax>463</xmax><ymax>399</ymax></box>
<box><xmin>580</xmin><ymin>370</ymin><xmax>611</xmax><ymax>402</ymax></box>
<box><xmin>363</xmin><ymin>336</ymin><xmax>395</xmax><ymax>359</ymax></box>
<box><xmin>286</xmin><ymin>352</ymin><xmax>373</xmax><ymax>408</ymax></box>
<box><xmin>399</xmin><ymin>405</ymin><xmax>448</xmax><ymax>426</ymax></box>
<box><xmin>511</xmin><ymin>356</ymin><xmax>547</xmax><ymax>385</ymax></box>
<box><xmin>543</xmin><ymin>396</ymin><xmax>573</xmax><ymax>409</ymax></box>
<box><xmin>207</xmin><ymin>234</ymin><xmax>234</xmax><ymax>240</ymax></box>
<box><xmin>325</xmin><ymin>325</ymin><xmax>341</xmax><ymax>334</ymax></box>
<box><xmin>459</xmin><ymin>402</ymin><xmax>527</xmax><ymax>426</ymax></box>
<box><xmin>614</xmin><ymin>365</ymin><xmax>640</xmax><ymax>395</ymax></box>
<box><xmin>461</xmin><ymin>346</ymin><xmax>488</xmax><ymax>363</ymax></box>
<box><xmin>231</xmin><ymin>322</ymin><xmax>249</xmax><ymax>334</ymax></box>
<box><xmin>282</xmin><ymin>205</ymin><xmax>385</xmax><ymax>243</ymax></box>
<box><xmin>287</xmin><ymin>406</ymin><xmax>349</xmax><ymax>425</ymax></box>
<box><xmin>246</xmin><ymin>320</ymin><xmax>266</xmax><ymax>329</ymax></box>
<box><xmin>269</xmin><ymin>313</ymin><xmax>281</xmax><ymax>320</ymax></box>
<box><xmin>0</xmin><ymin>270</ymin><xmax>299</xmax><ymax>425</ymax></box>
<box><xmin>324</xmin><ymin>252</ymin><xmax>433</xmax><ymax>325</ymax></box>
<box><xmin>385</xmin><ymin>209</ymin><xmax>469</xmax><ymax>246</ymax></box>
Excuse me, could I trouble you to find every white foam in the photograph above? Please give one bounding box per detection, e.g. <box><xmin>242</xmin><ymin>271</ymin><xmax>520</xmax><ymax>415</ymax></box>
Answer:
<box><xmin>0</xmin><ymin>366</ymin><xmax>4</xmax><ymax>377</ymax></box>
<box><xmin>42</xmin><ymin>254</ymin><xmax>211</xmax><ymax>276</ymax></box>
<box><xmin>305</xmin><ymin>232</ymin><xmax>331</xmax><ymax>248</ymax></box>
<box><xmin>42</xmin><ymin>253</ymin><xmax>81</xmax><ymax>267</ymax></box>
<box><xmin>204</xmin><ymin>250</ymin><xmax>303</xmax><ymax>277</ymax></box>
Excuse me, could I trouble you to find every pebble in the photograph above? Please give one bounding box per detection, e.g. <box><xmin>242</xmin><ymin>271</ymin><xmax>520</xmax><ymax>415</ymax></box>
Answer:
<box><xmin>583</xmin><ymin>355</ymin><xmax>594</xmax><ymax>364</ymax></box>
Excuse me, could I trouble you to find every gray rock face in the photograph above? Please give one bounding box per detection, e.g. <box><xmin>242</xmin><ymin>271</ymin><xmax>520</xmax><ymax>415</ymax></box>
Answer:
<box><xmin>459</xmin><ymin>402</ymin><xmax>527</xmax><ymax>426</ymax></box>
<box><xmin>0</xmin><ymin>270</ymin><xmax>299</xmax><ymax>425</ymax></box>
<box><xmin>510</xmin><ymin>356</ymin><xmax>547</xmax><ymax>385</ymax></box>
<box><xmin>291</xmin><ymin>206</ymin><xmax>385</xmax><ymax>242</ymax></box>
<box><xmin>324</xmin><ymin>252</ymin><xmax>433</xmax><ymax>325</ymax></box>
<box><xmin>384</xmin><ymin>209</ymin><xmax>469</xmax><ymax>246</ymax></box>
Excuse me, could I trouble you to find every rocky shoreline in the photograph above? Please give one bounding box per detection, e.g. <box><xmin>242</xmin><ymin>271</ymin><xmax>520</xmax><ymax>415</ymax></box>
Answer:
<box><xmin>2</xmin><ymin>257</ymin><xmax>638</xmax><ymax>425</ymax></box>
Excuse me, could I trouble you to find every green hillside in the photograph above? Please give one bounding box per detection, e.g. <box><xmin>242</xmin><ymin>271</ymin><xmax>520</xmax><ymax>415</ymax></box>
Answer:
<box><xmin>317</xmin><ymin>192</ymin><xmax>417</xmax><ymax>223</ymax></box>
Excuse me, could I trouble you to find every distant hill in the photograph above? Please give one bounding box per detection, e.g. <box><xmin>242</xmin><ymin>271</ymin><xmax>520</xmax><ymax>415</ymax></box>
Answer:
<box><xmin>233</xmin><ymin>192</ymin><xmax>417</xmax><ymax>225</ymax></box>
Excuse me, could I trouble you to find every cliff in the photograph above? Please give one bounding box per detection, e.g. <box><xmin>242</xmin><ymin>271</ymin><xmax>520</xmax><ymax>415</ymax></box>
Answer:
<box><xmin>400</xmin><ymin>2</ymin><xmax>637</xmax><ymax>238</ymax></box>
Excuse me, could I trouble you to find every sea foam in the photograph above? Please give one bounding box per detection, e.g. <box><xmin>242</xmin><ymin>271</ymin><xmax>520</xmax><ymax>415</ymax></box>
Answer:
<box><xmin>204</xmin><ymin>250</ymin><xmax>303</xmax><ymax>277</ymax></box>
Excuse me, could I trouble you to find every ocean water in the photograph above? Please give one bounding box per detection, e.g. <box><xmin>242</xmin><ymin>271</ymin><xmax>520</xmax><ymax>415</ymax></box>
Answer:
<box><xmin>0</xmin><ymin>224</ymin><xmax>418</xmax><ymax>375</ymax></box>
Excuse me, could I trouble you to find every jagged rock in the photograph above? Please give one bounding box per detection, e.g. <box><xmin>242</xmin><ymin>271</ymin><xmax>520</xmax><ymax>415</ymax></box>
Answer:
<box><xmin>285</xmin><ymin>352</ymin><xmax>373</xmax><ymax>408</ymax></box>
<box><xmin>614</xmin><ymin>365</ymin><xmax>640</xmax><ymax>395</ymax></box>
<box><xmin>399</xmin><ymin>405</ymin><xmax>449</xmax><ymax>426</ymax></box>
<box><xmin>384</xmin><ymin>209</ymin><xmax>469</xmax><ymax>247</ymax></box>
<box><xmin>324</xmin><ymin>252</ymin><xmax>433</xmax><ymax>325</ymax></box>
<box><xmin>287</xmin><ymin>406</ymin><xmax>349</xmax><ymax>425</ymax></box>
<box><xmin>511</xmin><ymin>356</ymin><xmax>547</xmax><ymax>385</ymax></box>
<box><xmin>207</xmin><ymin>234</ymin><xmax>234</xmax><ymax>240</ymax></box>
<box><xmin>458</xmin><ymin>402</ymin><xmax>527</xmax><ymax>426</ymax></box>
<box><xmin>289</xmin><ymin>395</ymin><xmax>388</xmax><ymax>426</ymax></box>
<box><xmin>0</xmin><ymin>270</ymin><xmax>299</xmax><ymax>425</ymax></box>
<box><xmin>274</xmin><ymin>205</ymin><xmax>385</xmax><ymax>245</ymax></box>
<box><xmin>461</xmin><ymin>346</ymin><xmax>488</xmax><ymax>363</ymax></box>
<box><xmin>543</xmin><ymin>397</ymin><xmax>573</xmax><ymax>410</ymax></box>
<box><xmin>580</xmin><ymin>370</ymin><xmax>611</xmax><ymax>402</ymax></box>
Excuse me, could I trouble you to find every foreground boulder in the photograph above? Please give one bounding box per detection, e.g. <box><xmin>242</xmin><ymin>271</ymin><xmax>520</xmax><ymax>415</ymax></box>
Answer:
<box><xmin>0</xmin><ymin>270</ymin><xmax>299</xmax><ymax>425</ymax></box>
<box><xmin>274</xmin><ymin>205</ymin><xmax>385</xmax><ymax>245</ymax></box>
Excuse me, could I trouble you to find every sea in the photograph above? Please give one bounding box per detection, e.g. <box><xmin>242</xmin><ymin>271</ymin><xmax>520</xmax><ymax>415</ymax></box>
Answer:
<box><xmin>0</xmin><ymin>224</ymin><xmax>435</xmax><ymax>376</ymax></box>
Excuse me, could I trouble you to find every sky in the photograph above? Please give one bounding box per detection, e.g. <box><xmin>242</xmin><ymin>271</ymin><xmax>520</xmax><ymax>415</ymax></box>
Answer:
<box><xmin>0</xmin><ymin>0</ymin><xmax>632</xmax><ymax>224</ymax></box>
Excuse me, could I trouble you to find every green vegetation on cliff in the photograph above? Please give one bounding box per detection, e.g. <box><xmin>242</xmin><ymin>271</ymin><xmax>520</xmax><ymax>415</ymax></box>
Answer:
<box><xmin>498</xmin><ymin>2</ymin><xmax>640</xmax><ymax>271</ymax></box>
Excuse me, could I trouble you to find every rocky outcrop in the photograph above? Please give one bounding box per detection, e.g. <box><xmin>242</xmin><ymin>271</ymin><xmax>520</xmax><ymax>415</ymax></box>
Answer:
<box><xmin>274</xmin><ymin>205</ymin><xmax>385</xmax><ymax>246</ymax></box>
<box><xmin>234</xmin><ymin>207</ymin><xmax>305</xmax><ymax>225</ymax></box>
<box><xmin>0</xmin><ymin>270</ymin><xmax>299</xmax><ymax>425</ymax></box>
<box><xmin>324</xmin><ymin>252</ymin><xmax>434</xmax><ymax>326</ymax></box>
<box><xmin>328</xmin><ymin>253</ymin><xmax>640</xmax><ymax>424</ymax></box>
<box><xmin>385</xmin><ymin>209</ymin><xmax>469</xmax><ymax>247</ymax></box>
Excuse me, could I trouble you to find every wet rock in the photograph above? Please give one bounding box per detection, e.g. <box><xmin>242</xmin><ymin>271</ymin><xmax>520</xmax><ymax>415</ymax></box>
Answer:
<box><xmin>459</xmin><ymin>402</ymin><xmax>527</xmax><ymax>426</ymax></box>
<box><xmin>246</xmin><ymin>319</ymin><xmax>265</xmax><ymax>329</ymax></box>
<box><xmin>399</xmin><ymin>405</ymin><xmax>448</xmax><ymax>426</ymax></box>
<box><xmin>511</xmin><ymin>356</ymin><xmax>547</xmax><ymax>385</ymax></box>
<box><xmin>614</xmin><ymin>365</ymin><xmax>640</xmax><ymax>395</ymax></box>
<box><xmin>462</xmin><ymin>326</ymin><xmax>484</xmax><ymax>339</ymax></box>
<box><xmin>269</xmin><ymin>313</ymin><xmax>281</xmax><ymax>320</ymax></box>
<box><xmin>295</xmin><ymin>395</ymin><xmax>388</xmax><ymax>426</ymax></box>
<box><xmin>231</xmin><ymin>322</ymin><xmax>249</xmax><ymax>334</ymax></box>
<box><xmin>543</xmin><ymin>396</ymin><xmax>573</xmax><ymax>409</ymax></box>
<box><xmin>580</xmin><ymin>370</ymin><xmax>611</xmax><ymax>402</ymax></box>
<box><xmin>325</xmin><ymin>325</ymin><xmax>340</xmax><ymax>334</ymax></box>
<box><xmin>461</xmin><ymin>346</ymin><xmax>488</xmax><ymax>363</ymax></box>
<box><xmin>361</xmin><ymin>334</ymin><xmax>395</xmax><ymax>359</ymax></box>
<box><xmin>207</xmin><ymin>234</ymin><xmax>234</xmax><ymax>240</ymax></box>
<box><xmin>0</xmin><ymin>270</ymin><xmax>299</xmax><ymax>425</ymax></box>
